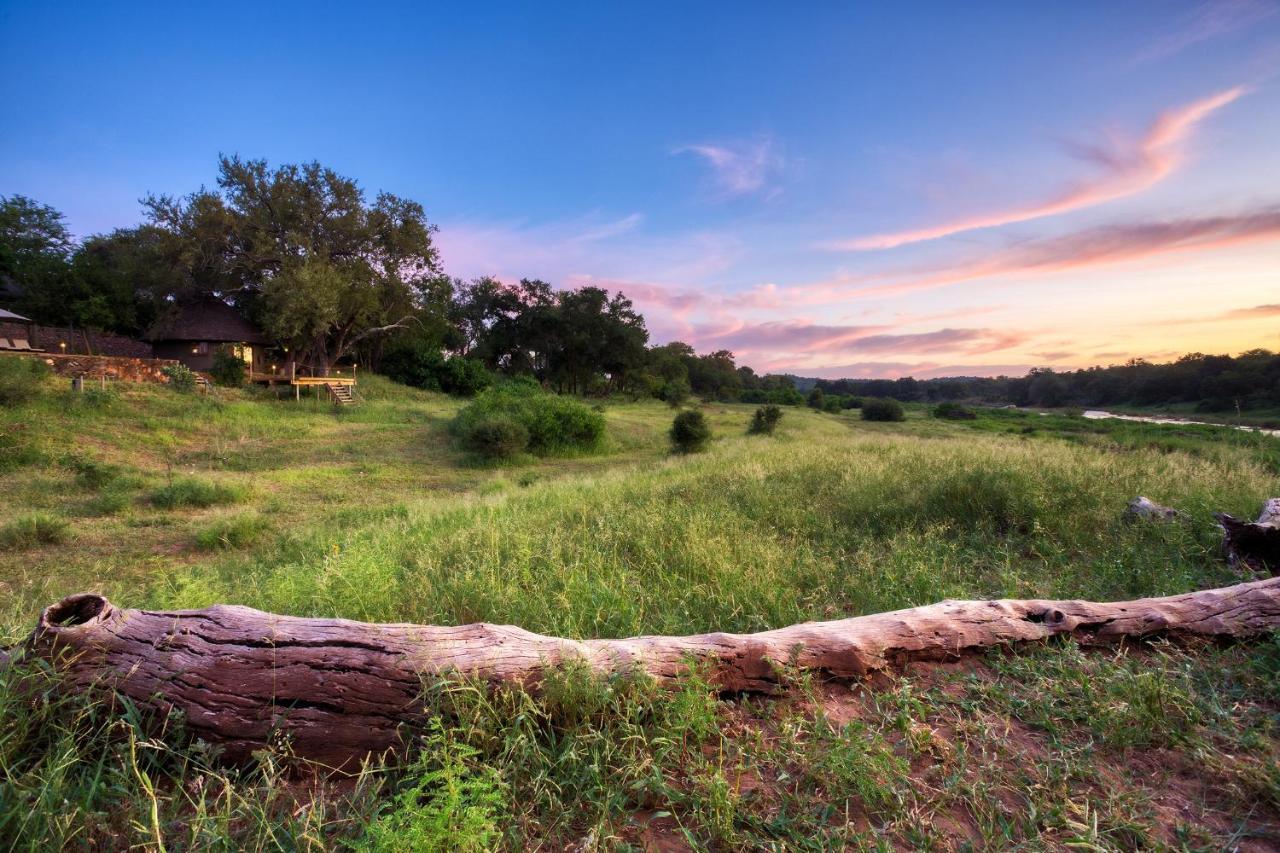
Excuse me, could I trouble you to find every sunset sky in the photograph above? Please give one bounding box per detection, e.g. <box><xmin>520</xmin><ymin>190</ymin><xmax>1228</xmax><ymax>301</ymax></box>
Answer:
<box><xmin>2</xmin><ymin>1</ymin><xmax>1278</xmax><ymax>378</ymax></box>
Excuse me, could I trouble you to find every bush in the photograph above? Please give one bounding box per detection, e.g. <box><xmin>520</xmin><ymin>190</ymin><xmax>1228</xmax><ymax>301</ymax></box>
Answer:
<box><xmin>210</xmin><ymin>348</ymin><xmax>247</xmax><ymax>387</ymax></box>
<box><xmin>822</xmin><ymin>396</ymin><xmax>844</xmax><ymax>413</ymax></box>
<box><xmin>0</xmin><ymin>356</ymin><xmax>49</xmax><ymax>404</ymax></box>
<box><xmin>451</xmin><ymin>382</ymin><xmax>605</xmax><ymax>457</ymax></box>
<box><xmin>149</xmin><ymin>477</ymin><xmax>243</xmax><ymax>509</ymax></box>
<box><xmin>0</xmin><ymin>513</ymin><xmax>70</xmax><ymax>548</ymax></box>
<box><xmin>161</xmin><ymin>363</ymin><xmax>197</xmax><ymax>393</ymax></box>
<box><xmin>670</xmin><ymin>410</ymin><xmax>712</xmax><ymax>453</ymax></box>
<box><xmin>748</xmin><ymin>405</ymin><xmax>783</xmax><ymax>435</ymax></box>
<box><xmin>657</xmin><ymin>378</ymin><xmax>691</xmax><ymax>408</ymax></box>
<box><xmin>806</xmin><ymin>387</ymin><xmax>825</xmax><ymax>410</ymax></box>
<box><xmin>382</xmin><ymin>344</ymin><xmax>493</xmax><ymax>396</ymax></box>
<box><xmin>932</xmin><ymin>402</ymin><xmax>977</xmax><ymax>420</ymax></box>
<box><xmin>861</xmin><ymin>398</ymin><xmax>905</xmax><ymax>422</ymax></box>
<box><xmin>462</xmin><ymin>417</ymin><xmax>530</xmax><ymax>460</ymax></box>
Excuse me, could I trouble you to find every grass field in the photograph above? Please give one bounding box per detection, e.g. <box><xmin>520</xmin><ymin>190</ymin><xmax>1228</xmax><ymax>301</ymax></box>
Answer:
<box><xmin>1</xmin><ymin>376</ymin><xmax>1278</xmax><ymax>849</ymax></box>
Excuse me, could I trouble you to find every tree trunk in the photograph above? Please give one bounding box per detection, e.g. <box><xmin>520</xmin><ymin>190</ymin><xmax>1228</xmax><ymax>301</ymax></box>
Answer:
<box><xmin>9</xmin><ymin>578</ymin><xmax>1280</xmax><ymax>769</ymax></box>
<box><xmin>1219</xmin><ymin>499</ymin><xmax>1280</xmax><ymax>574</ymax></box>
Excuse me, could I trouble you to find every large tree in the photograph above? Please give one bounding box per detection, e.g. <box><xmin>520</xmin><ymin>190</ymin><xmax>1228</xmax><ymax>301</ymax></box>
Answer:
<box><xmin>144</xmin><ymin>156</ymin><xmax>443</xmax><ymax>367</ymax></box>
<box><xmin>0</xmin><ymin>194</ymin><xmax>75</xmax><ymax>317</ymax></box>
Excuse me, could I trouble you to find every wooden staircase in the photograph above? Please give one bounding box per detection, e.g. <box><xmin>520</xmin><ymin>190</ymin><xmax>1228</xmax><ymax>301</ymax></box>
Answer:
<box><xmin>325</xmin><ymin>382</ymin><xmax>356</xmax><ymax>406</ymax></box>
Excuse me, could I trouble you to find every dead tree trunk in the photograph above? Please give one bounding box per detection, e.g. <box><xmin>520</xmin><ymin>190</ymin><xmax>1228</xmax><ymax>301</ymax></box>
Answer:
<box><xmin>11</xmin><ymin>578</ymin><xmax>1280</xmax><ymax>768</ymax></box>
<box><xmin>1219</xmin><ymin>499</ymin><xmax>1280</xmax><ymax>574</ymax></box>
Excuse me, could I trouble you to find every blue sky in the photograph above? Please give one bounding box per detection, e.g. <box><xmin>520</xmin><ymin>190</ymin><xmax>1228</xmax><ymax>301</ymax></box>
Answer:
<box><xmin>3</xmin><ymin>1</ymin><xmax>1279</xmax><ymax>377</ymax></box>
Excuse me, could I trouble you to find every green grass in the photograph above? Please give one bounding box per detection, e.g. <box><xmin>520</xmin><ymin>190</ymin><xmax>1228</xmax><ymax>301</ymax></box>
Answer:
<box><xmin>0</xmin><ymin>513</ymin><xmax>70</xmax><ymax>549</ymax></box>
<box><xmin>1</xmin><ymin>374</ymin><xmax>1278</xmax><ymax>848</ymax></box>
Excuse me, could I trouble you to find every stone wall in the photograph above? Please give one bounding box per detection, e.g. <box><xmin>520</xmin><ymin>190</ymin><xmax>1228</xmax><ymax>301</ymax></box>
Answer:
<box><xmin>2</xmin><ymin>351</ymin><xmax>179</xmax><ymax>384</ymax></box>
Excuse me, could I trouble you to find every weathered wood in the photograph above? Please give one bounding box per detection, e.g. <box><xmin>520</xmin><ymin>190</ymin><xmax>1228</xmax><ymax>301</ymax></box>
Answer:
<box><xmin>11</xmin><ymin>578</ymin><xmax>1280</xmax><ymax>768</ymax></box>
<box><xmin>1218</xmin><ymin>499</ymin><xmax>1280</xmax><ymax>574</ymax></box>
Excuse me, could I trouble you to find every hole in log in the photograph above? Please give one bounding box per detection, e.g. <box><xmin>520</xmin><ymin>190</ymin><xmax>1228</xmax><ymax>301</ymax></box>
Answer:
<box><xmin>42</xmin><ymin>594</ymin><xmax>108</xmax><ymax>629</ymax></box>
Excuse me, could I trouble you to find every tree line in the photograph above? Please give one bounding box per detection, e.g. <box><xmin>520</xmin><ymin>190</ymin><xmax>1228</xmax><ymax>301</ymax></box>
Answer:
<box><xmin>2</xmin><ymin>156</ymin><xmax>1275</xmax><ymax>410</ymax></box>
<box><xmin>806</xmin><ymin>352</ymin><xmax>1280</xmax><ymax>413</ymax></box>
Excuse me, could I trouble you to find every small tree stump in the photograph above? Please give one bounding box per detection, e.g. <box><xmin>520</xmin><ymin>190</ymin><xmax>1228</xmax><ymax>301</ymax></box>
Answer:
<box><xmin>1219</xmin><ymin>499</ymin><xmax>1280</xmax><ymax>575</ymax></box>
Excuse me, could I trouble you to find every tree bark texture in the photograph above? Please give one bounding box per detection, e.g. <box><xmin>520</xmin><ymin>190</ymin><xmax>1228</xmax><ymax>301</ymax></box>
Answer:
<box><xmin>9</xmin><ymin>576</ymin><xmax>1280</xmax><ymax>768</ymax></box>
<box><xmin>1219</xmin><ymin>499</ymin><xmax>1280</xmax><ymax>574</ymax></box>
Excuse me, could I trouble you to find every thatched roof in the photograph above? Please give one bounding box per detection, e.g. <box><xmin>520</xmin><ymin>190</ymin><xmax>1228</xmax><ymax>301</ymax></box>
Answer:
<box><xmin>0</xmin><ymin>308</ymin><xmax>33</xmax><ymax>323</ymax></box>
<box><xmin>150</xmin><ymin>299</ymin><xmax>270</xmax><ymax>345</ymax></box>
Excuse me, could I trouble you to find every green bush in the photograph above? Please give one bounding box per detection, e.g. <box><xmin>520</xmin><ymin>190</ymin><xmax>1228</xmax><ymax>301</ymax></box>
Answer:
<box><xmin>657</xmin><ymin>378</ymin><xmax>691</xmax><ymax>408</ymax></box>
<box><xmin>0</xmin><ymin>513</ymin><xmax>70</xmax><ymax>548</ymax></box>
<box><xmin>670</xmin><ymin>410</ymin><xmax>712</xmax><ymax>453</ymax></box>
<box><xmin>0</xmin><ymin>357</ymin><xmax>50</xmax><ymax>405</ymax></box>
<box><xmin>462</xmin><ymin>417</ymin><xmax>530</xmax><ymax>460</ymax></box>
<box><xmin>932</xmin><ymin>402</ymin><xmax>977</xmax><ymax>420</ymax></box>
<box><xmin>806</xmin><ymin>387</ymin><xmax>825</xmax><ymax>410</ymax></box>
<box><xmin>451</xmin><ymin>382</ymin><xmax>605</xmax><ymax>457</ymax></box>
<box><xmin>382</xmin><ymin>344</ymin><xmax>493</xmax><ymax>396</ymax></box>
<box><xmin>161</xmin><ymin>363</ymin><xmax>197</xmax><ymax>393</ymax></box>
<box><xmin>861</xmin><ymin>398</ymin><xmax>905</xmax><ymax>422</ymax></box>
<box><xmin>149</xmin><ymin>477</ymin><xmax>243</xmax><ymax>509</ymax></box>
<box><xmin>748</xmin><ymin>405</ymin><xmax>783</xmax><ymax>435</ymax></box>
<box><xmin>210</xmin><ymin>348</ymin><xmax>247</xmax><ymax>387</ymax></box>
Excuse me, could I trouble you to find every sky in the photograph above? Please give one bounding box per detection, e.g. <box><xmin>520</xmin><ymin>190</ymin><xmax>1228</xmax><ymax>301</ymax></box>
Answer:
<box><xmin>2</xmin><ymin>1</ymin><xmax>1279</xmax><ymax>379</ymax></box>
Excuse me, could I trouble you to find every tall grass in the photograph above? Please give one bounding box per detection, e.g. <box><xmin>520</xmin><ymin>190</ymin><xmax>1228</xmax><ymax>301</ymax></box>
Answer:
<box><xmin>161</xmin><ymin>428</ymin><xmax>1267</xmax><ymax>637</ymax></box>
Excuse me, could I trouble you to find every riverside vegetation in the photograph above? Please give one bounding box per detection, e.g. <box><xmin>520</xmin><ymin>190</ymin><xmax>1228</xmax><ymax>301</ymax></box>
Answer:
<box><xmin>1</xmin><ymin>368</ymin><xmax>1278</xmax><ymax>849</ymax></box>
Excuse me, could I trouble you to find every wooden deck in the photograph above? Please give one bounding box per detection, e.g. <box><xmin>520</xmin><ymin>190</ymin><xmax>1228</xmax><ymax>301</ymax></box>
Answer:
<box><xmin>290</xmin><ymin>376</ymin><xmax>356</xmax><ymax>386</ymax></box>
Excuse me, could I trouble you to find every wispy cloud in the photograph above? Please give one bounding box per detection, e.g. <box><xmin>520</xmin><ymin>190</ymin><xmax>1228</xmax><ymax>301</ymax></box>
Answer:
<box><xmin>1159</xmin><ymin>302</ymin><xmax>1280</xmax><ymax>325</ymax></box>
<box><xmin>826</xmin><ymin>87</ymin><xmax>1245</xmax><ymax>251</ymax></box>
<box><xmin>804</xmin><ymin>205</ymin><xmax>1280</xmax><ymax>302</ymax></box>
<box><xmin>674</xmin><ymin>137</ymin><xmax>785</xmax><ymax>199</ymax></box>
<box><xmin>1136</xmin><ymin>0</ymin><xmax>1277</xmax><ymax>64</ymax></box>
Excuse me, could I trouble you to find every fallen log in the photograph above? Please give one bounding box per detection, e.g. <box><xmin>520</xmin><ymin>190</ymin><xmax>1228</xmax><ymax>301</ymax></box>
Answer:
<box><xmin>1219</xmin><ymin>498</ymin><xmax>1280</xmax><ymax>574</ymax></box>
<box><xmin>9</xmin><ymin>578</ymin><xmax>1280</xmax><ymax>768</ymax></box>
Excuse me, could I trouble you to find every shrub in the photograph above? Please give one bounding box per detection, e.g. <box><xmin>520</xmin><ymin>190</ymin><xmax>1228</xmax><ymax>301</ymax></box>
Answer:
<box><xmin>806</xmin><ymin>387</ymin><xmax>825</xmax><ymax>410</ymax></box>
<box><xmin>382</xmin><ymin>344</ymin><xmax>493</xmax><ymax>396</ymax></box>
<box><xmin>210</xmin><ymin>348</ymin><xmax>247</xmax><ymax>387</ymax></box>
<box><xmin>0</xmin><ymin>513</ymin><xmax>70</xmax><ymax>548</ymax></box>
<box><xmin>932</xmin><ymin>402</ymin><xmax>977</xmax><ymax>420</ymax></box>
<box><xmin>822</xmin><ymin>396</ymin><xmax>844</xmax><ymax>413</ymax></box>
<box><xmin>841</xmin><ymin>396</ymin><xmax>863</xmax><ymax>409</ymax></box>
<box><xmin>356</xmin><ymin>722</ymin><xmax>506</xmax><ymax>852</ymax></box>
<box><xmin>462</xmin><ymin>417</ymin><xmax>530</xmax><ymax>460</ymax></box>
<box><xmin>0</xmin><ymin>356</ymin><xmax>49</xmax><ymax>404</ymax></box>
<box><xmin>657</xmin><ymin>378</ymin><xmax>691</xmax><ymax>408</ymax></box>
<box><xmin>451</xmin><ymin>382</ymin><xmax>605</xmax><ymax>457</ymax></box>
<box><xmin>161</xmin><ymin>363</ymin><xmax>197</xmax><ymax>393</ymax></box>
<box><xmin>861</xmin><ymin>397</ymin><xmax>905</xmax><ymax>422</ymax></box>
<box><xmin>149</xmin><ymin>477</ymin><xmax>243</xmax><ymax>509</ymax></box>
<box><xmin>670</xmin><ymin>410</ymin><xmax>712</xmax><ymax>453</ymax></box>
<box><xmin>748</xmin><ymin>405</ymin><xmax>783</xmax><ymax>435</ymax></box>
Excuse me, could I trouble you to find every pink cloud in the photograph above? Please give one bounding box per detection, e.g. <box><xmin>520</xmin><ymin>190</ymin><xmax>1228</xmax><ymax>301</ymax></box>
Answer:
<box><xmin>826</xmin><ymin>87</ymin><xmax>1245</xmax><ymax>251</ymax></box>
<box><xmin>803</xmin><ymin>205</ymin><xmax>1280</xmax><ymax>302</ymax></box>
<box><xmin>772</xmin><ymin>361</ymin><xmax>1042</xmax><ymax>380</ymax></box>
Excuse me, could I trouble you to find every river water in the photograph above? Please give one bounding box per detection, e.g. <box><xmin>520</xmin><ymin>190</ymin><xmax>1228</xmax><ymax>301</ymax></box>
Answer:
<box><xmin>1081</xmin><ymin>410</ymin><xmax>1280</xmax><ymax>438</ymax></box>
